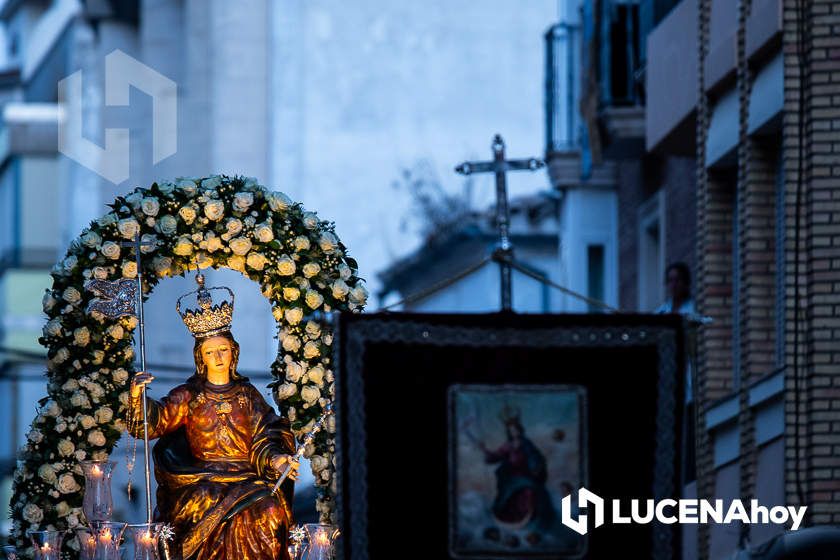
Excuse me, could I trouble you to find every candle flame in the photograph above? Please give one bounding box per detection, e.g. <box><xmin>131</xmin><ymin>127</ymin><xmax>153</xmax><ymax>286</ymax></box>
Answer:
<box><xmin>314</xmin><ymin>530</ymin><xmax>330</xmax><ymax>546</ymax></box>
<box><xmin>92</xmin><ymin>464</ymin><xmax>102</xmax><ymax>476</ymax></box>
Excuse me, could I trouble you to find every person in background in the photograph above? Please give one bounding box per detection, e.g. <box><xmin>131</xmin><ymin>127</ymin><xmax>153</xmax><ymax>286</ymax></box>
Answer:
<box><xmin>655</xmin><ymin>262</ymin><xmax>696</xmax><ymax>316</ymax></box>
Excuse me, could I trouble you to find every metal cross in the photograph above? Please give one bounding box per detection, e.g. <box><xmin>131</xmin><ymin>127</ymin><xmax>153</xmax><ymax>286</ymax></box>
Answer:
<box><xmin>455</xmin><ymin>134</ymin><xmax>544</xmax><ymax>311</ymax></box>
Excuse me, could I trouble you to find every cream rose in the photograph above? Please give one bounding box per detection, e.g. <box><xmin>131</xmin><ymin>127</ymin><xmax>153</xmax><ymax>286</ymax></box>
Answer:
<box><xmin>302</xmin><ymin>262</ymin><xmax>321</xmax><ymax>278</ymax></box>
<box><xmin>94</xmin><ymin>407</ymin><xmax>114</xmax><ymax>424</ymax></box>
<box><xmin>43</xmin><ymin>400</ymin><xmax>62</xmax><ymax>417</ymax></box>
<box><xmin>178</xmin><ymin>179</ymin><xmax>197</xmax><ymax>195</ymax></box>
<box><xmin>179</xmin><ymin>206</ymin><xmax>197</xmax><ymax>224</ymax></box>
<box><xmin>93</xmin><ymin>266</ymin><xmax>109</xmax><ymax>280</ymax></box>
<box><xmin>101</xmin><ymin>241</ymin><xmax>121</xmax><ymax>260</ymax></box>
<box><xmin>153</xmin><ymin>256</ymin><xmax>173</xmax><ymax>276</ymax></box>
<box><xmin>62</xmin><ymin>379</ymin><xmax>79</xmax><ymax>392</ymax></box>
<box><xmin>246</xmin><ymin>252</ymin><xmax>268</xmax><ymax>270</ymax></box>
<box><xmin>254</xmin><ymin>223</ymin><xmax>274</xmax><ymax>243</ymax></box>
<box><xmin>281</xmin><ymin>333</ymin><xmax>301</xmax><ymax>353</ymax></box>
<box><xmin>310</xmin><ymin>455</ymin><xmax>329</xmax><ymax>473</ymax></box>
<box><xmin>285</xmin><ymin>307</ymin><xmax>303</xmax><ymax>325</ymax></box>
<box><xmin>173</xmin><ymin>236</ymin><xmax>193</xmax><ymax>256</ymax></box>
<box><xmin>303</xmin><ymin>341</ymin><xmax>321</xmax><ymax>359</ymax></box>
<box><xmin>38</xmin><ymin>464</ymin><xmax>57</xmax><ymax>484</ymax></box>
<box><xmin>338</xmin><ymin>263</ymin><xmax>352</xmax><ymax>280</ymax></box>
<box><xmin>80</xmin><ymin>415</ymin><xmax>96</xmax><ymax>429</ymax></box>
<box><xmin>300</xmin><ymin>385</ymin><xmax>321</xmax><ymax>404</ymax></box>
<box><xmin>305</xmin><ymin>320</ymin><xmax>321</xmax><ymax>338</ymax></box>
<box><xmin>307</xmin><ymin>365</ymin><xmax>325</xmax><ymax>386</ymax></box>
<box><xmin>305</xmin><ymin>290</ymin><xmax>324</xmax><ymax>310</ymax></box>
<box><xmin>140</xmin><ymin>233</ymin><xmax>158</xmax><ymax>253</ymax></box>
<box><xmin>63</xmin><ymin>286</ymin><xmax>82</xmax><ymax>305</ymax></box>
<box><xmin>107</xmin><ymin>324</ymin><xmax>125</xmax><ymax>340</ymax></box>
<box><xmin>302</xmin><ymin>212</ymin><xmax>319</xmax><ymax>229</ymax></box>
<box><xmin>277</xmin><ymin>255</ymin><xmax>296</xmax><ymax>276</ymax></box>
<box><xmin>227</xmin><ymin>255</ymin><xmax>246</xmax><ymax>272</ymax></box>
<box><xmin>122</xmin><ymin>261</ymin><xmax>138</xmax><ymax>278</ymax></box>
<box><xmin>42</xmin><ymin>291</ymin><xmax>58</xmax><ymax>312</ymax></box>
<box><xmin>57</xmin><ymin>473</ymin><xmax>81</xmax><ymax>494</ymax></box>
<box><xmin>56</xmin><ymin>501</ymin><xmax>71</xmax><ymax>517</ymax></box>
<box><xmin>319</xmin><ymin>232</ymin><xmax>339</xmax><ymax>254</ymax></box>
<box><xmin>229</xmin><ymin>237</ymin><xmax>252</xmax><ymax>256</ymax></box>
<box><xmin>293</xmin><ymin>236</ymin><xmax>311</xmax><ymax>251</ymax></box>
<box><xmin>57</xmin><ymin>438</ymin><xmax>75</xmax><ymax>457</ymax></box>
<box><xmin>22</xmin><ymin>503</ymin><xmax>43</xmax><ymax>524</ymax></box>
<box><xmin>98</xmin><ymin>212</ymin><xmax>118</xmax><ymax>227</ymax></box>
<box><xmin>331</xmin><ymin>279</ymin><xmax>350</xmax><ymax>300</ymax></box>
<box><xmin>112</xmin><ymin>368</ymin><xmax>129</xmax><ymax>384</ymax></box>
<box><xmin>44</xmin><ymin>318</ymin><xmax>63</xmax><ymax>338</ymax></box>
<box><xmin>81</xmin><ymin>230</ymin><xmax>102</xmax><ymax>248</ymax></box>
<box><xmin>70</xmin><ymin>391</ymin><xmax>91</xmax><ymax>409</ymax></box>
<box><xmin>87</xmin><ymin>430</ymin><xmax>107</xmax><ymax>447</ymax></box>
<box><xmin>205</xmin><ymin>234</ymin><xmax>223</xmax><ymax>253</ymax></box>
<box><xmin>226</xmin><ymin>218</ymin><xmax>244</xmax><ymax>236</ymax></box>
<box><xmin>73</xmin><ymin>327</ymin><xmax>90</xmax><ymax>346</ymax></box>
<box><xmin>283</xmin><ymin>287</ymin><xmax>300</xmax><ymax>301</ymax></box>
<box><xmin>350</xmin><ymin>284</ymin><xmax>369</xmax><ymax>305</ymax></box>
<box><xmin>117</xmin><ymin>218</ymin><xmax>141</xmax><ymax>240</ymax></box>
<box><xmin>276</xmin><ymin>383</ymin><xmax>298</xmax><ymax>400</ymax></box>
<box><xmin>204</xmin><ymin>199</ymin><xmax>225</xmax><ymax>221</ymax></box>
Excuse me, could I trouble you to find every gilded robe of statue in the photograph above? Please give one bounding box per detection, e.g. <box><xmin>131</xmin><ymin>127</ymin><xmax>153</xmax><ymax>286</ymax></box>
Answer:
<box><xmin>130</xmin><ymin>377</ymin><xmax>295</xmax><ymax>560</ymax></box>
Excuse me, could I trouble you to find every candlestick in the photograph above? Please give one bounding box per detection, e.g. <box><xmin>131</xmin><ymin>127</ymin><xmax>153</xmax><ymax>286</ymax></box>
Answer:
<box><xmin>89</xmin><ymin>521</ymin><xmax>127</xmax><ymax>560</ymax></box>
<box><xmin>80</xmin><ymin>460</ymin><xmax>116</xmax><ymax>522</ymax></box>
<box><xmin>27</xmin><ymin>530</ymin><xmax>63</xmax><ymax>560</ymax></box>
<box><xmin>128</xmin><ymin>522</ymin><xmax>164</xmax><ymax>560</ymax></box>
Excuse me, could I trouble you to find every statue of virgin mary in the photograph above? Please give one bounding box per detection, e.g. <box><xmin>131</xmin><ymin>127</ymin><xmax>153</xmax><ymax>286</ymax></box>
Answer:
<box><xmin>129</xmin><ymin>275</ymin><xmax>298</xmax><ymax>560</ymax></box>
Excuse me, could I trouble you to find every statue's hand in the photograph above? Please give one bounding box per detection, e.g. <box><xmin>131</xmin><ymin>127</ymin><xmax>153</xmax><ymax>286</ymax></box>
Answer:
<box><xmin>130</xmin><ymin>371</ymin><xmax>155</xmax><ymax>399</ymax></box>
<box><xmin>270</xmin><ymin>454</ymin><xmax>300</xmax><ymax>482</ymax></box>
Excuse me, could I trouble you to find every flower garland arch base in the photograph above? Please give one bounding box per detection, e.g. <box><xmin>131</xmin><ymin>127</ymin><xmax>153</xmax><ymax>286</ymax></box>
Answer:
<box><xmin>9</xmin><ymin>175</ymin><xmax>365</xmax><ymax>554</ymax></box>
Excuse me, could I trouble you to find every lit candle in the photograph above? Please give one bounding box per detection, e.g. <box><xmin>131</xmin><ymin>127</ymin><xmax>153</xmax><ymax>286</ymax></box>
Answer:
<box><xmin>40</xmin><ymin>543</ymin><xmax>51</xmax><ymax>554</ymax></box>
<box><xmin>138</xmin><ymin>531</ymin><xmax>155</xmax><ymax>547</ymax></box>
<box><xmin>91</xmin><ymin>464</ymin><xmax>102</xmax><ymax>478</ymax></box>
<box><xmin>314</xmin><ymin>529</ymin><xmax>330</xmax><ymax>548</ymax></box>
<box><xmin>99</xmin><ymin>528</ymin><xmax>113</xmax><ymax>546</ymax></box>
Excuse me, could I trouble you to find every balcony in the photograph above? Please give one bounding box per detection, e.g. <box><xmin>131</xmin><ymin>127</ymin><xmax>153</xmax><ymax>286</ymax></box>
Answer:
<box><xmin>645</xmin><ymin>0</ymin><xmax>698</xmax><ymax>155</ymax></box>
<box><xmin>544</xmin><ymin>22</ymin><xmax>582</xmax><ymax>155</ymax></box>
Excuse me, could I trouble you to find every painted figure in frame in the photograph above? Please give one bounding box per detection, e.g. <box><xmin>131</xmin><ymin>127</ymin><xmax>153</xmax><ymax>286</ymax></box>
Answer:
<box><xmin>129</xmin><ymin>275</ymin><xmax>299</xmax><ymax>560</ymax></box>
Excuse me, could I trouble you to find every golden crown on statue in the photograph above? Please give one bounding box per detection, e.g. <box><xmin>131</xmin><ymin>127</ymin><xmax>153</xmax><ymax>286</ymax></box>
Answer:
<box><xmin>176</xmin><ymin>273</ymin><xmax>235</xmax><ymax>338</ymax></box>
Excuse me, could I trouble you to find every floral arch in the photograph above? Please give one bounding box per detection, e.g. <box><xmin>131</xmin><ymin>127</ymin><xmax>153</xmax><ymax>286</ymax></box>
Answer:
<box><xmin>9</xmin><ymin>175</ymin><xmax>366</xmax><ymax>551</ymax></box>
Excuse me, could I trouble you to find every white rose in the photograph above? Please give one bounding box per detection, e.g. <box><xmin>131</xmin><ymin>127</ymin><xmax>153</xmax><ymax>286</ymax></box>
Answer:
<box><xmin>179</xmin><ymin>206</ymin><xmax>197</xmax><ymax>224</ymax></box>
<box><xmin>281</xmin><ymin>333</ymin><xmax>301</xmax><ymax>353</ymax></box>
<box><xmin>63</xmin><ymin>286</ymin><xmax>82</xmax><ymax>305</ymax></box>
<box><xmin>72</xmin><ymin>327</ymin><xmax>90</xmax><ymax>347</ymax></box>
<box><xmin>92</xmin><ymin>450</ymin><xmax>108</xmax><ymax>461</ymax></box>
<box><xmin>276</xmin><ymin>383</ymin><xmax>298</xmax><ymax>400</ymax></box>
<box><xmin>227</xmin><ymin>255</ymin><xmax>246</xmax><ymax>272</ymax></box>
<box><xmin>53</xmin><ymin>347</ymin><xmax>70</xmax><ymax>364</ymax></box>
<box><xmin>319</xmin><ymin>232</ymin><xmax>338</xmax><ymax>254</ymax></box>
<box><xmin>246</xmin><ymin>252</ymin><xmax>268</xmax><ymax>270</ymax></box>
<box><xmin>42</xmin><ymin>291</ymin><xmax>58</xmax><ymax>312</ymax></box>
<box><xmin>153</xmin><ymin>256</ymin><xmax>173</xmax><ymax>276</ymax></box>
<box><xmin>43</xmin><ymin>400</ymin><xmax>62</xmax><ymax>417</ymax></box>
<box><xmin>305</xmin><ymin>290</ymin><xmax>324</xmax><ymax>310</ymax></box>
<box><xmin>204</xmin><ymin>199</ymin><xmax>225</xmax><ymax>221</ymax></box>
<box><xmin>125</xmin><ymin>191</ymin><xmax>143</xmax><ymax>208</ymax></box>
<box><xmin>277</xmin><ymin>256</ymin><xmax>296</xmax><ymax>276</ymax></box>
<box><xmin>112</xmin><ymin>368</ymin><xmax>129</xmax><ymax>384</ymax></box>
<box><xmin>141</xmin><ymin>197</ymin><xmax>160</xmax><ymax>216</ymax></box>
<box><xmin>307</xmin><ymin>365</ymin><xmax>325</xmax><ymax>386</ymax></box>
<box><xmin>70</xmin><ymin>391</ymin><xmax>91</xmax><ymax>409</ymax></box>
<box><xmin>338</xmin><ymin>263</ymin><xmax>352</xmax><ymax>280</ymax></box>
<box><xmin>62</xmin><ymin>255</ymin><xmax>78</xmax><ymax>274</ymax></box>
<box><xmin>94</xmin><ymin>407</ymin><xmax>114</xmax><ymax>424</ymax></box>
<box><xmin>80</xmin><ymin>415</ymin><xmax>96</xmax><ymax>429</ymax></box>
<box><xmin>122</xmin><ymin>261</ymin><xmax>138</xmax><ymax>278</ymax></box>
<box><xmin>226</xmin><ymin>218</ymin><xmax>244</xmax><ymax>236</ymax></box>
<box><xmin>87</xmin><ymin>430</ymin><xmax>106</xmax><ymax>447</ymax></box>
<box><xmin>331</xmin><ymin>279</ymin><xmax>350</xmax><ymax>300</ymax></box>
<box><xmin>326</xmin><ymin>414</ymin><xmax>336</xmax><ymax>433</ymax></box>
<box><xmin>158</xmin><ymin>181</ymin><xmax>176</xmax><ymax>195</ymax></box>
<box><xmin>272</xmin><ymin>306</ymin><xmax>284</xmax><ymax>321</ymax></box>
<box><xmin>57</xmin><ymin>473</ymin><xmax>81</xmax><ymax>494</ymax></box>
<box><xmin>285</xmin><ymin>361</ymin><xmax>305</xmax><ymax>383</ymax></box>
<box><xmin>303</xmin><ymin>341</ymin><xmax>321</xmax><ymax>359</ymax></box>
<box><xmin>55</xmin><ymin>501</ymin><xmax>71</xmax><ymax>517</ymax></box>
<box><xmin>98</xmin><ymin>212</ymin><xmax>118</xmax><ymax>227</ymax></box>
<box><xmin>173</xmin><ymin>236</ymin><xmax>193</xmax><ymax>256</ymax></box>
<box><xmin>117</xmin><ymin>218</ymin><xmax>141</xmax><ymax>240</ymax></box>
<box><xmin>310</xmin><ymin>455</ymin><xmax>329</xmax><ymax>473</ymax></box>
<box><xmin>201</xmin><ymin>176</ymin><xmax>221</xmax><ymax>189</ymax></box>
<box><xmin>285</xmin><ymin>307</ymin><xmax>303</xmax><ymax>325</ymax></box>
<box><xmin>57</xmin><ymin>438</ymin><xmax>75</xmax><ymax>457</ymax></box>
<box><xmin>140</xmin><ymin>233</ymin><xmax>158</xmax><ymax>253</ymax></box>
<box><xmin>233</xmin><ymin>192</ymin><xmax>254</xmax><ymax>212</ymax></box>
<box><xmin>300</xmin><ymin>385</ymin><xmax>320</xmax><ymax>404</ymax></box>
<box><xmin>350</xmin><ymin>283</ymin><xmax>369</xmax><ymax>305</ymax></box>
<box><xmin>44</xmin><ymin>318</ymin><xmax>63</xmax><ymax>338</ymax></box>
<box><xmin>254</xmin><ymin>223</ymin><xmax>274</xmax><ymax>243</ymax></box>
<box><xmin>302</xmin><ymin>212</ymin><xmax>319</xmax><ymax>229</ymax></box>
<box><xmin>85</xmin><ymin>382</ymin><xmax>105</xmax><ymax>400</ymax></box>
<box><xmin>177</xmin><ymin>179</ymin><xmax>197</xmax><ymax>195</ymax></box>
<box><xmin>101</xmin><ymin>241</ymin><xmax>121</xmax><ymax>260</ymax></box>
<box><xmin>93</xmin><ymin>266</ymin><xmax>109</xmax><ymax>280</ymax></box>
<box><xmin>107</xmin><ymin>324</ymin><xmax>125</xmax><ymax>340</ymax></box>
<box><xmin>27</xmin><ymin>429</ymin><xmax>43</xmax><ymax>443</ymax></box>
<box><xmin>283</xmin><ymin>287</ymin><xmax>300</xmax><ymax>301</ymax></box>
<box><xmin>229</xmin><ymin>237</ymin><xmax>252</xmax><ymax>256</ymax></box>
<box><xmin>267</xmin><ymin>191</ymin><xmax>292</xmax><ymax>212</ymax></box>
<box><xmin>157</xmin><ymin>214</ymin><xmax>178</xmax><ymax>236</ymax></box>
<box><xmin>81</xmin><ymin>230</ymin><xmax>102</xmax><ymax>248</ymax></box>
<box><xmin>22</xmin><ymin>504</ymin><xmax>43</xmax><ymax>524</ymax></box>
<box><xmin>302</xmin><ymin>263</ymin><xmax>321</xmax><ymax>278</ymax></box>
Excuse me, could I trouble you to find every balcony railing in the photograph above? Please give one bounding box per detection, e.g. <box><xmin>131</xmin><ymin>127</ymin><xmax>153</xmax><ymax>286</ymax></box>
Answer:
<box><xmin>544</xmin><ymin>22</ymin><xmax>581</xmax><ymax>153</ymax></box>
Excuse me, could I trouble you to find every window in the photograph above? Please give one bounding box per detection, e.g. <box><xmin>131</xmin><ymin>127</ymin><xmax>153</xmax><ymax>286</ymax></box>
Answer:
<box><xmin>587</xmin><ymin>244</ymin><xmax>605</xmax><ymax>312</ymax></box>
<box><xmin>638</xmin><ymin>191</ymin><xmax>665</xmax><ymax>311</ymax></box>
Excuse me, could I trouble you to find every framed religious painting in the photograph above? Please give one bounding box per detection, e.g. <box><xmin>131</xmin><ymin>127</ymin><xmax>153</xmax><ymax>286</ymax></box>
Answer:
<box><xmin>334</xmin><ymin>312</ymin><xmax>684</xmax><ymax>560</ymax></box>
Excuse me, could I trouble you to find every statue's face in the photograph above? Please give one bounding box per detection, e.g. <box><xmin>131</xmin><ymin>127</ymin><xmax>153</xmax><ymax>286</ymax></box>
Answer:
<box><xmin>201</xmin><ymin>335</ymin><xmax>233</xmax><ymax>378</ymax></box>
